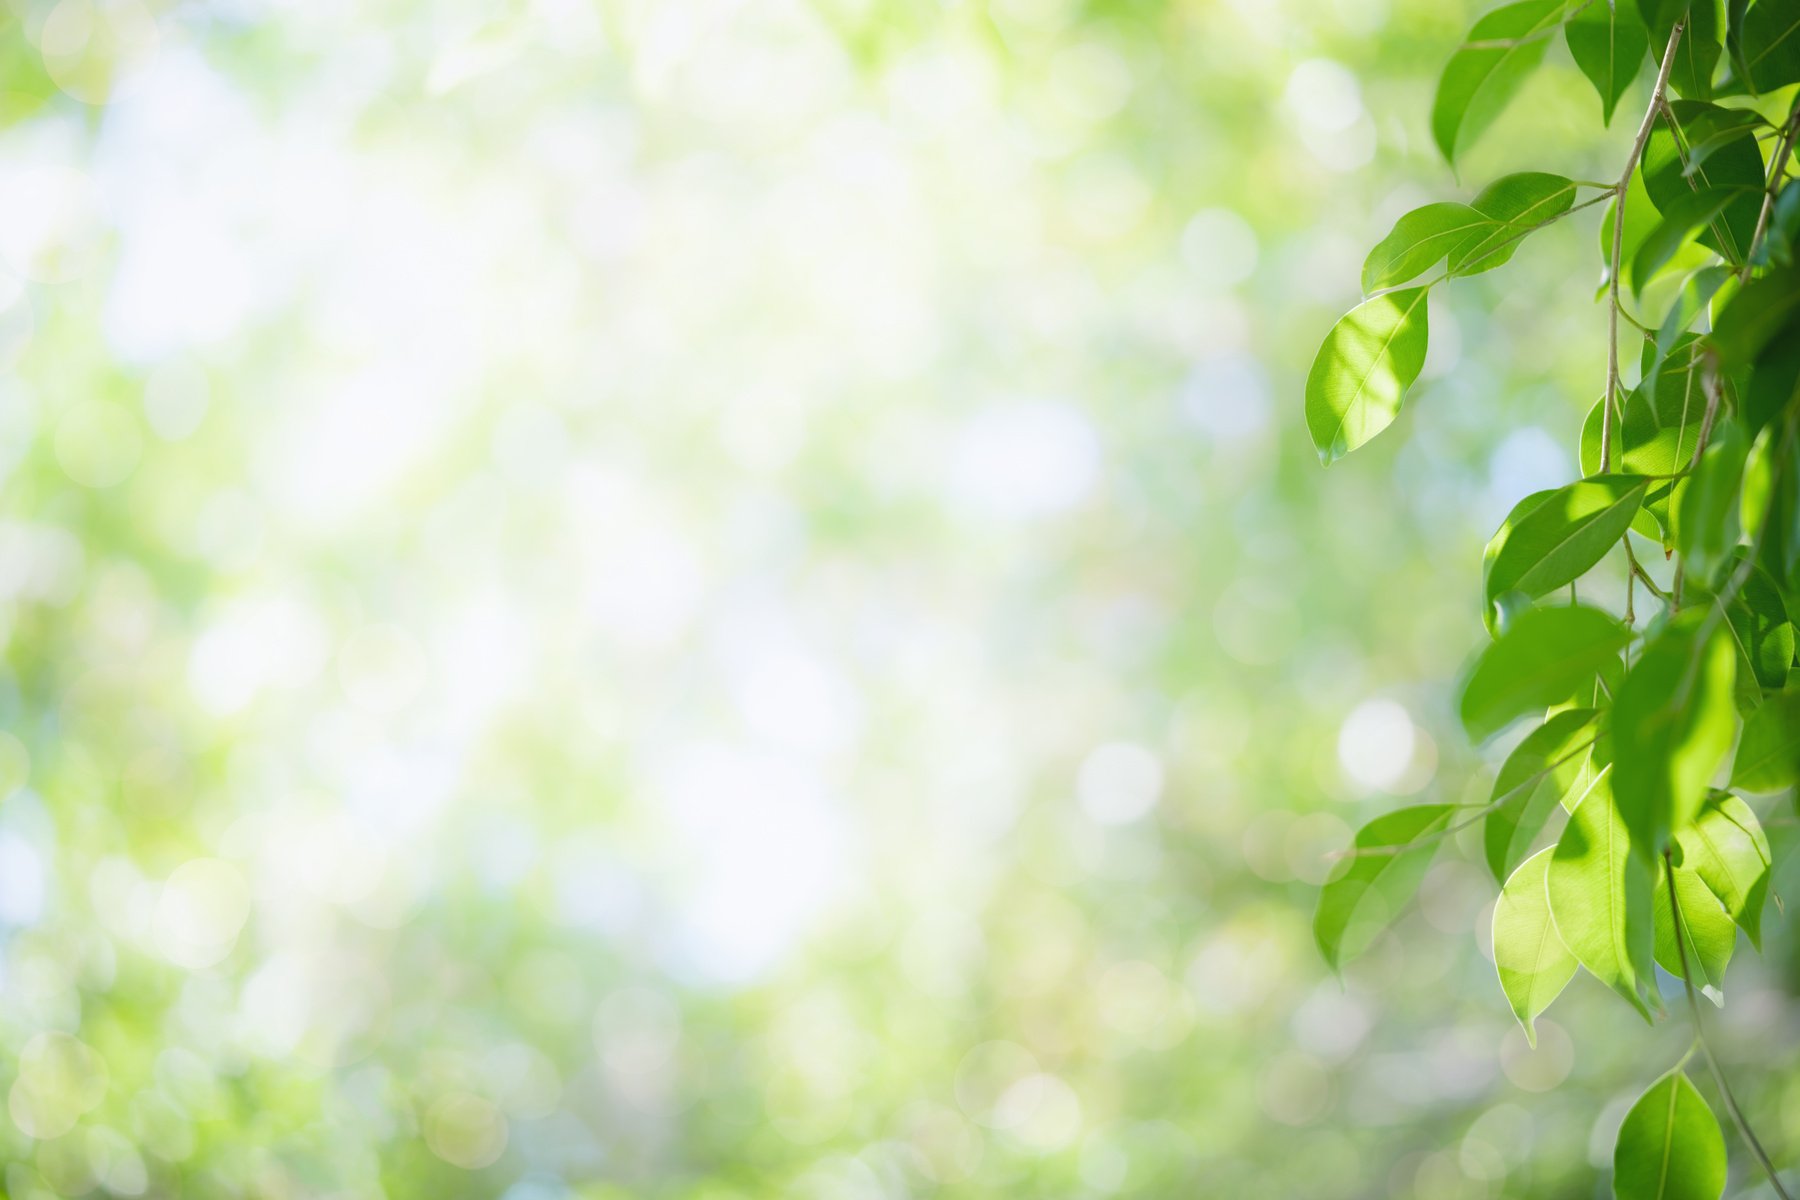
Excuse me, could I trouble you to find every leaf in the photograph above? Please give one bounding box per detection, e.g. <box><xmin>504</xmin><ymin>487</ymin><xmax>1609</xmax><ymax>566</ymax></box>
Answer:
<box><xmin>1362</xmin><ymin>203</ymin><xmax>1491</xmax><ymax>293</ymax></box>
<box><xmin>1493</xmin><ymin>848</ymin><xmax>1579</xmax><ymax>1046</ymax></box>
<box><xmin>1651</xmin><ymin>267</ymin><xmax>1732</xmax><ymax>381</ymax></box>
<box><xmin>1740</xmin><ymin>0</ymin><xmax>1800</xmax><ymax>90</ymax></box>
<box><xmin>1629</xmin><ymin>186</ymin><xmax>1756</xmax><ymax>295</ymax></box>
<box><xmin>1675</xmin><ymin>792</ymin><xmax>1771</xmax><ymax>948</ymax></box>
<box><xmin>1679</xmin><ymin>108</ymin><xmax>1768</xmax><ymax>179</ymax></box>
<box><xmin>1567</xmin><ymin>0</ymin><xmax>1651</xmax><ymax>123</ymax></box>
<box><xmin>1482</xmin><ymin>475</ymin><xmax>1647</xmax><ymax>628</ymax></box>
<box><xmin>1601</xmin><ymin>170</ymin><xmax>1660</xmax><ymax>289</ymax></box>
<box><xmin>1713</xmin><ymin>259</ymin><xmax>1800</xmax><ymax>368</ymax></box>
<box><xmin>1642</xmin><ymin>101</ymin><xmax>1764</xmax><ymax>263</ymax></box>
<box><xmin>1675</xmin><ymin>419</ymin><xmax>1745</xmax><ymax>581</ymax></box>
<box><xmin>1612</xmin><ymin>612</ymin><xmax>1738</xmax><ymax>861</ymax></box>
<box><xmin>1649</xmin><ymin>0</ymin><xmax>1723</xmax><ymax>100</ymax></box>
<box><xmin>1459</xmin><ymin>606</ymin><xmax>1634</xmax><ymax>742</ymax></box>
<box><xmin>1611</xmin><ymin>1071</ymin><xmax>1728</xmax><ymax>1200</ymax></box>
<box><xmin>1723</xmin><ymin>557</ymin><xmax>1797</xmax><ymax>690</ymax></box>
<box><xmin>1306</xmin><ymin>289</ymin><xmax>1431</xmax><ymax>464</ymax></box>
<box><xmin>1314</xmin><ymin>805</ymin><xmax>1456</xmax><ymax>971</ymax></box>
<box><xmin>1484</xmin><ymin>707</ymin><xmax>1602</xmax><ymax>881</ymax></box>
<box><xmin>1653</xmin><ymin>859</ymin><xmax>1735</xmax><ymax>994</ymax></box>
<box><xmin>1547</xmin><ymin>766</ymin><xmax>1656</xmax><ymax>1020</ymax></box>
<box><xmin>1732</xmin><ymin>687</ymin><xmax>1800</xmax><ymax>792</ymax></box>
<box><xmin>1431</xmin><ymin>0</ymin><xmax>1566</xmax><ymax>165</ymax></box>
<box><xmin>1449</xmin><ymin>172</ymin><xmax>1578</xmax><ymax>275</ymax></box>
<box><xmin>1743</xmin><ymin>331</ymin><xmax>1800</xmax><ymax>434</ymax></box>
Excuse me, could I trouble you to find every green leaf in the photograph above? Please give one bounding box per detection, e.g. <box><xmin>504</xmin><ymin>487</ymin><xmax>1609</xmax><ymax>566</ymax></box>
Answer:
<box><xmin>1362</xmin><ymin>203</ymin><xmax>1491</xmax><ymax>293</ymax></box>
<box><xmin>1448</xmin><ymin>172</ymin><xmax>1578</xmax><ymax>275</ymax></box>
<box><xmin>1431</xmin><ymin>0</ymin><xmax>1566</xmax><ymax>165</ymax></box>
<box><xmin>1459</xmin><ymin>606</ymin><xmax>1634</xmax><ymax>742</ymax></box>
<box><xmin>1629</xmin><ymin>186</ymin><xmax>1755</xmax><ymax>294</ymax></box>
<box><xmin>1676</xmin><ymin>419</ymin><xmax>1745</xmax><ymax>581</ymax></box>
<box><xmin>1306</xmin><ymin>289</ymin><xmax>1431</xmax><ymax>464</ymax></box>
<box><xmin>1612</xmin><ymin>613</ymin><xmax>1738</xmax><ymax>860</ymax></box>
<box><xmin>1742</xmin><ymin>330</ymin><xmax>1800</xmax><ymax>435</ymax></box>
<box><xmin>1484</xmin><ymin>708</ymin><xmax>1602</xmax><ymax>881</ymax></box>
<box><xmin>1567</xmin><ymin>0</ymin><xmax>1651</xmax><ymax>122</ymax></box>
<box><xmin>1675</xmin><ymin>792</ymin><xmax>1771</xmax><ymax>948</ymax></box>
<box><xmin>1482</xmin><ymin>475</ymin><xmax>1648</xmax><ymax>628</ymax></box>
<box><xmin>1601</xmin><ymin>170</ymin><xmax>1660</xmax><ymax>289</ymax></box>
<box><xmin>1642</xmin><ymin>101</ymin><xmax>1764</xmax><ymax>263</ymax></box>
<box><xmin>1653</xmin><ymin>858</ymin><xmax>1735</xmax><ymax>994</ymax></box>
<box><xmin>1611</xmin><ymin>1070</ymin><xmax>1728</xmax><ymax>1200</ymax></box>
<box><xmin>1740</xmin><ymin>0</ymin><xmax>1800</xmax><ymax>90</ymax></box>
<box><xmin>1714</xmin><ymin>259</ymin><xmax>1800</xmax><ymax>368</ymax></box>
<box><xmin>1314</xmin><ymin>805</ymin><xmax>1456</xmax><ymax>971</ymax></box>
<box><xmin>1651</xmin><ymin>267</ymin><xmax>1732</xmax><ymax>380</ymax></box>
<box><xmin>1649</xmin><ymin>0</ymin><xmax>1723</xmax><ymax>100</ymax></box>
<box><xmin>1679</xmin><ymin>108</ymin><xmax>1768</xmax><ymax>178</ymax></box>
<box><xmin>1547</xmin><ymin>766</ymin><xmax>1656</xmax><ymax>1020</ymax></box>
<box><xmin>1732</xmin><ymin>687</ymin><xmax>1800</xmax><ymax>792</ymax></box>
<box><xmin>1493</xmin><ymin>847</ymin><xmax>1579</xmax><ymax>1046</ymax></box>
<box><xmin>1723</xmin><ymin>557</ymin><xmax>1797</xmax><ymax>690</ymax></box>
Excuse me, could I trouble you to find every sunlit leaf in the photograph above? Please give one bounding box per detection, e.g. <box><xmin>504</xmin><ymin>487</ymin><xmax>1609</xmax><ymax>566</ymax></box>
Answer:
<box><xmin>1732</xmin><ymin>687</ymin><xmax>1800</xmax><ymax>793</ymax></box>
<box><xmin>1484</xmin><ymin>707</ymin><xmax>1601</xmax><ymax>881</ymax></box>
<box><xmin>1675</xmin><ymin>420</ymin><xmax>1745</xmax><ymax>582</ymax></box>
<box><xmin>1675</xmin><ymin>792</ymin><xmax>1771</xmax><ymax>948</ymax></box>
<box><xmin>1314</xmin><ymin>805</ymin><xmax>1457</xmax><ymax>972</ymax></box>
<box><xmin>1547</xmin><ymin>767</ymin><xmax>1656</xmax><ymax>1020</ymax></box>
<box><xmin>1612</xmin><ymin>613</ymin><xmax>1738</xmax><ymax>860</ymax></box>
<box><xmin>1306</xmin><ymin>289</ymin><xmax>1431</xmax><ymax>464</ymax></box>
<box><xmin>1612</xmin><ymin>1070</ymin><xmax>1727</xmax><ymax>1200</ymax></box>
<box><xmin>1459</xmin><ymin>606</ymin><xmax>1633</xmax><ymax>742</ymax></box>
<box><xmin>1362</xmin><ymin>203</ymin><xmax>1490</xmax><ymax>293</ymax></box>
<box><xmin>1431</xmin><ymin>0</ymin><xmax>1567</xmax><ymax>165</ymax></box>
<box><xmin>1448</xmin><ymin>172</ymin><xmax>1578</xmax><ymax>275</ymax></box>
<box><xmin>1652</xmin><ymin>858</ymin><xmax>1735</xmax><ymax>995</ymax></box>
<box><xmin>1629</xmin><ymin>186</ymin><xmax>1755</xmax><ymax>294</ymax></box>
<box><xmin>1493</xmin><ymin>847</ymin><xmax>1579</xmax><ymax>1045</ymax></box>
<box><xmin>1482</xmin><ymin>475</ymin><xmax>1647</xmax><ymax>629</ymax></box>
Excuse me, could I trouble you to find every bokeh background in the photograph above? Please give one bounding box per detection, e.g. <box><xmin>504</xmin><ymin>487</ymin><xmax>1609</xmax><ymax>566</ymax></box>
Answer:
<box><xmin>0</xmin><ymin>0</ymin><xmax>1794</xmax><ymax>1196</ymax></box>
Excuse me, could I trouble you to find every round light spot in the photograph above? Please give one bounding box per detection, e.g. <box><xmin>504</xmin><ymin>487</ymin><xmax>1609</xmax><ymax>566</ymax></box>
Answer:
<box><xmin>1500</xmin><ymin>1021</ymin><xmax>1573</xmax><ymax>1092</ymax></box>
<box><xmin>423</xmin><ymin>1092</ymin><xmax>508</xmax><ymax>1170</ymax></box>
<box><xmin>1337</xmin><ymin>699</ymin><xmax>1417</xmax><ymax>792</ymax></box>
<box><xmin>1180</xmin><ymin>208</ymin><xmax>1259</xmax><ymax>287</ymax></box>
<box><xmin>55</xmin><ymin>400</ymin><xmax>142</xmax><ymax>488</ymax></box>
<box><xmin>142</xmin><ymin>360</ymin><xmax>210</xmax><ymax>442</ymax></box>
<box><xmin>153</xmin><ymin>858</ymin><xmax>250</xmax><ymax>969</ymax></box>
<box><xmin>1077</xmin><ymin>742</ymin><xmax>1163</xmax><ymax>825</ymax></box>
<box><xmin>954</xmin><ymin>1041</ymin><xmax>1039</xmax><ymax>1130</ymax></box>
<box><xmin>39</xmin><ymin>0</ymin><xmax>161</xmax><ymax>105</ymax></box>
<box><xmin>9</xmin><ymin>1033</ymin><xmax>108</xmax><ymax>1140</ymax></box>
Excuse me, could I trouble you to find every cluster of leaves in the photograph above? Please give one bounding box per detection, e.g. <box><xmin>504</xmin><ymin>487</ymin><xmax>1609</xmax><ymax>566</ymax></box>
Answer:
<box><xmin>1308</xmin><ymin>2</ymin><xmax>1800</xmax><ymax>1196</ymax></box>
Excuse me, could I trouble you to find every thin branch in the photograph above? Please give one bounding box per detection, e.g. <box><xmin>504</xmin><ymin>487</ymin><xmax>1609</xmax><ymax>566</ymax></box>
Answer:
<box><xmin>1606</xmin><ymin>20</ymin><xmax>1687</xmax><ymax>472</ymax></box>
<box><xmin>1665</xmin><ymin>850</ymin><xmax>1795</xmax><ymax>1200</ymax></box>
<box><xmin>1745</xmin><ymin>93</ymin><xmax>1800</xmax><ymax>281</ymax></box>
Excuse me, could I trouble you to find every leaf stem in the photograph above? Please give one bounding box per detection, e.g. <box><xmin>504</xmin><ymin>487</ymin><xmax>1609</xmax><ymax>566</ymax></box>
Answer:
<box><xmin>1664</xmin><ymin>849</ymin><xmax>1795</xmax><ymax>1200</ymax></box>
<box><xmin>1605</xmin><ymin>20</ymin><xmax>1687</xmax><ymax>473</ymax></box>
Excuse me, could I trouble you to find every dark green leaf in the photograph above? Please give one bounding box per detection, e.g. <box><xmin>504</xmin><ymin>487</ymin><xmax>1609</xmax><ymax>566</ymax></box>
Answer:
<box><xmin>1641</xmin><ymin>101</ymin><xmax>1764</xmax><ymax>262</ymax></box>
<box><xmin>1482</xmin><ymin>475</ymin><xmax>1648</xmax><ymax>627</ymax></box>
<box><xmin>1493</xmin><ymin>848</ymin><xmax>1579</xmax><ymax>1045</ymax></box>
<box><xmin>1431</xmin><ymin>0</ymin><xmax>1566</xmax><ymax>165</ymax></box>
<box><xmin>1314</xmin><ymin>805</ymin><xmax>1457</xmax><ymax>971</ymax></box>
<box><xmin>1740</xmin><ymin>0</ymin><xmax>1800</xmax><ymax>90</ymax></box>
<box><xmin>1567</xmin><ymin>0</ymin><xmax>1651</xmax><ymax>122</ymax></box>
<box><xmin>1612</xmin><ymin>612</ymin><xmax>1738</xmax><ymax>859</ymax></box>
<box><xmin>1649</xmin><ymin>0</ymin><xmax>1723</xmax><ymax>99</ymax></box>
<box><xmin>1612</xmin><ymin>1070</ymin><xmax>1728</xmax><ymax>1200</ymax></box>
<box><xmin>1676</xmin><ymin>420</ymin><xmax>1746</xmax><ymax>581</ymax></box>
<box><xmin>1484</xmin><ymin>707</ymin><xmax>1602</xmax><ymax>881</ymax></box>
<box><xmin>1306</xmin><ymin>289</ymin><xmax>1432</xmax><ymax>464</ymax></box>
<box><xmin>1713</xmin><ymin>259</ymin><xmax>1800</xmax><ymax>366</ymax></box>
<box><xmin>1629</xmin><ymin>186</ymin><xmax>1755</xmax><ymax>293</ymax></box>
<box><xmin>1547</xmin><ymin>766</ymin><xmax>1656</xmax><ymax>1020</ymax></box>
<box><xmin>1459</xmin><ymin>606</ymin><xmax>1634</xmax><ymax>742</ymax></box>
<box><xmin>1362</xmin><ymin>203</ymin><xmax>1491</xmax><ymax>292</ymax></box>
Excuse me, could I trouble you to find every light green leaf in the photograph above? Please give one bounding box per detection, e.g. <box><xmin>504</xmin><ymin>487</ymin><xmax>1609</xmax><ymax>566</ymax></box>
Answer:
<box><xmin>1314</xmin><ymin>805</ymin><xmax>1456</xmax><ymax>972</ymax></box>
<box><xmin>1675</xmin><ymin>421</ymin><xmax>1746</xmax><ymax>582</ymax></box>
<box><xmin>1482</xmin><ymin>475</ymin><xmax>1647</xmax><ymax>630</ymax></box>
<box><xmin>1566</xmin><ymin>0</ymin><xmax>1650</xmax><ymax>123</ymax></box>
<box><xmin>1448</xmin><ymin>172</ymin><xmax>1578</xmax><ymax>275</ymax></box>
<box><xmin>1676</xmin><ymin>792</ymin><xmax>1771</xmax><ymax>949</ymax></box>
<box><xmin>1362</xmin><ymin>203</ymin><xmax>1491</xmax><ymax>293</ymax></box>
<box><xmin>1459</xmin><ymin>606</ymin><xmax>1633</xmax><ymax>743</ymax></box>
<box><xmin>1306</xmin><ymin>289</ymin><xmax>1431</xmax><ymax>464</ymax></box>
<box><xmin>1431</xmin><ymin>0</ymin><xmax>1566</xmax><ymax>165</ymax></box>
<box><xmin>1732</xmin><ymin>687</ymin><xmax>1800</xmax><ymax>793</ymax></box>
<box><xmin>1612</xmin><ymin>1070</ymin><xmax>1728</xmax><ymax>1200</ymax></box>
<box><xmin>1653</xmin><ymin>859</ymin><xmax>1735</xmax><ymax>995</ymax></box>
<box><xmin>1648</xmin><ymin>0</ymin><xmax>1722</xmax><ymax>100</ymax></box>
<box><xmin>1547</xmin><ymin>766</ymin><xmax>1656</xmax><ymax>1020</ymax></box>
<box><xmin>1493</xmin><ymin>847</ymin><xmax>1578</xmax><ymax>1046</ymax></box>
<box><xmin>1612</xmin><ymin>613</ymin><xmax>1738</xmax><ymax>860</ymax></box>
<box><xmin>1484</xmin><ymin>708</ymin><xmax>1601</xmax><ymax>881</ymax></box>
